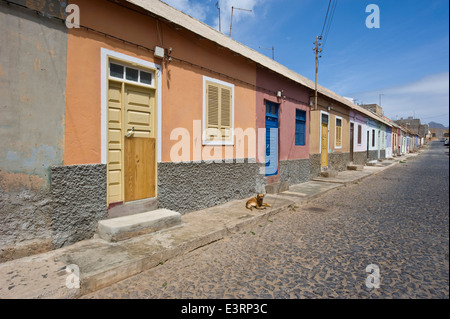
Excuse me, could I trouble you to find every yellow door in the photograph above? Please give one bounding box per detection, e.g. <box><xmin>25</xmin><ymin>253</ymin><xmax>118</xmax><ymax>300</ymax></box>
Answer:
<box><xmin>124</xmin><ymin>84</ymin><xmax>156</xmax><ymax>202</ymax></box>
<box><xmin>107</xmin><ymin>81</ymin><xmax>156</xmax><ymax>205</ymax></box>
<box><xmin>321</xmin><ymin>122</ymin><xmax>328</xmax><ymax>167</ymax></box>
<box><xmin>107</xmin><ymin>82</ymin><xmax>123</xmax><ymax>204</ymax></box>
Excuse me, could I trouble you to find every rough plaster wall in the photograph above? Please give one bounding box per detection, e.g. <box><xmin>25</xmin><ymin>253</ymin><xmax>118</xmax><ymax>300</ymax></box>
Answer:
<box><xmin>158</xmin><ymin>160</ymin><xmax>265</xmax><ymax>214</ymax></box>
<box><xmin>279</xmin><ymin>159</ymin><xmax>311</xmax><ymax>186</ymax></box>
<box><xmin>0</xmin><ymin>186</ymin><xmax>53</xmax><ymax>251</ymax></box>
<box><xmin>0</xmin><ymin>3</ymin><xmax>68</xmax><ymax>261</ymax></box>
<box><xmin>328</xmin><ymin>152</ymin><xmax>351</xmax><ymax>172</ymax></box>
<box><xmin>368</xmin><ymin>150</ymin><xmax>379</xmax><ymax>162</ymax></box>
<box><xmin>51</xmin><ymin>165</ymin><xmax>108</xmax><ymax>248</ymax></box>
<box><xmin>0</xmin><ymin>3</ymin><xmax>67</xmax><ymax>186</ymax></box>
<box><xmin>309</xmin><ymin>154</ymin><xmax>321</xmax><ymax>179</ymax></box>
<box><xmin>353</xmin><ymin>151</ymin><xmax>367</xmax><ymax>166</ymax></box>
<box><xmin>310</xmin><ymin>152</ymin><xmax>351</xmax><ymax>177</ymax></box>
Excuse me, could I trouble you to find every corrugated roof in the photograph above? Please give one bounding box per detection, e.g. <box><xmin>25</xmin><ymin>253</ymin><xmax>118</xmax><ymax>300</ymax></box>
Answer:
<box><xmin>127</xmin><ymin>0</ymin><xmax>393</xmax><ymax>127</ymax></box>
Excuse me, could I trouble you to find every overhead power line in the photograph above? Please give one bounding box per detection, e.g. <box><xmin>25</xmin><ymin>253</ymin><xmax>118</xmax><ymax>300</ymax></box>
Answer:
<box><xmin>320</xmin><ymin>0</ymin><xmax>332</xmax><ymax>38</ymax></box>
<box><xmin>320</xmin><ymin>0</ymin><xmax>338</xmax><ymax>54</ymax></box>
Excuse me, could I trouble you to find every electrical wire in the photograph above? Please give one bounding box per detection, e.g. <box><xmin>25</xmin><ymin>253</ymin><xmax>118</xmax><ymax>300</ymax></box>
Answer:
<box><xmin>320</xmin><ymin>0</ymin><xmax>332</xmax><ymax>38</ymax></box>
<box><xmin>322</xmin><ymin>0</ymin><xmax>337</xmax><ymax>52</ymax></box>
<box><xmin>321</xmin><ymin>0</ymin><xmax>338</xmax><ymax>53</ymax></box>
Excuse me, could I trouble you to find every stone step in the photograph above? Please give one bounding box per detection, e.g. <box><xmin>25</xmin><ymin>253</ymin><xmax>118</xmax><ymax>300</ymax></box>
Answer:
<box><xmin>107</xmin><ymin>198</ymin><xmax>159</xmax><ymax>219</ymax></box>
<box><xmin>97</xmin><ymin>209</ymin><xmax>182</xmax><ymax>242</ymax></box>
<box><xmin>321</xmin><ymin>170</ymin><xmax>338</xmax><ymax>178</ymax></box>
<box><xmin>347</xmin><ymin>164</ymin><xmax>364</xmax><ymax>171</ymax></box>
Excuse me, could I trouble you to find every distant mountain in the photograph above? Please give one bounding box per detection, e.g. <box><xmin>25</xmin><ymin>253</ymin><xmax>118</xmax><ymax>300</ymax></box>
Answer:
<box><xmin>428</xmin><ymin>121</ymin><xmax>449</xmax><ymax>129</ymax></box>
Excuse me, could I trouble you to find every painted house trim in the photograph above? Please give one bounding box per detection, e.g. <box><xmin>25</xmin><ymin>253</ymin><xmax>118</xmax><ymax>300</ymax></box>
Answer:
<box><xmin>100</xmin><ymin>48</ymin><xmax>163</xmax><ymax>164</ymax></box>
<box><xmin>334</xmin><ymin>115</ymin><xmax>343</xmax><ymax>149</ymax></box>
<box><xmin>202</xmin><ymin>75</ymin><xmax>236</xmax><ymax>147</ymax></box>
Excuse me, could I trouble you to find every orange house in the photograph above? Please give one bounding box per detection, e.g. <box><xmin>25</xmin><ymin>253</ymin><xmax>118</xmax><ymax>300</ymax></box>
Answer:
<box><xmin>65</xmin><ymin>0</ymin><xmax>260</xmax><ymax>216</ymax></box>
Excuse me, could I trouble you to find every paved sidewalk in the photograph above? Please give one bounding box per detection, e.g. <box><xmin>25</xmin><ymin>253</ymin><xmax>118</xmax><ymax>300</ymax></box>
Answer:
<box><xmin>0</xmin><ymin>152</ymin><xmax>421</xmax><ymax>299</ymax></box>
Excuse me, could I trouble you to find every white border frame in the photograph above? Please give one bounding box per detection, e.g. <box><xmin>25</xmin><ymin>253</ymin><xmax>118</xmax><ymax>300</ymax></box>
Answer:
<box><xmin>108</xmin><ymin>61</ymin><xmax>156</xmax><ymax>88</ymax></box>
<box><xmin>356</xmin><ymin>123</ymin><xmax>363</xmax><ymax>146</ymax></box>
<box><xmin>202</xmin><ymin>76</ymin><xmax>235</xmax><ymax>146</ymax></box>
<box><xmin>319</xmin><ymin>110</ymin><xmax>330</xmax><ymax>154</ymax></box>
<box><xmin>101</xmin><ymin>48</ymin><xmax>162</xmax><ymax>164</ymax></box>
<box><xmin>334</xmin><ymin>115</ymin><xmax>343</xmax><ymax>149</ymax></box>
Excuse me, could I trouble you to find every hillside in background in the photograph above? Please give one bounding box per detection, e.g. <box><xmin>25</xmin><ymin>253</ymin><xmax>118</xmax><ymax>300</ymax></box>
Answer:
<box><xmin>428</xmin><ymin>121</ymin><xmax>449</xmax><ymax>129</ymax></box>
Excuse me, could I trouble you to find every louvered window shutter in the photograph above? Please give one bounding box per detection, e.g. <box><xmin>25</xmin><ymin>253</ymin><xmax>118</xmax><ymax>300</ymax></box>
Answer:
<box><xmin>206</xmin><ymin>81</ymin><xmax>232</xmax><ymax>143</ymax></box>
<box><xmin>336</xmin><ymin>119</ymin><xmax>342</xmax><ymax>147</ymax></box>
<box><xmin>220</xmin><ymin>87</ymin><xmax>232</xmax><ymax>141</ymax></box>
<box><xmin>206</xmin><ymin>84</ymin><xmax>219</xmax><ymax>141</ymax></box>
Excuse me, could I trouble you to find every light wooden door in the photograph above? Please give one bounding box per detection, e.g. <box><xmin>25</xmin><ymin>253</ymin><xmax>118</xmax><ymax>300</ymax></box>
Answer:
<box><xmin>124</xmin><ymin>84</ymin><xmax>156</xmax><ymax>202</ymax></box>
<box><xmin>125</xmin><ymin>137</ymin><xmax>156</xmax><ymax>201</ymax></box>
<box><xmin>107</xmin><ymin>81</ymin><xmax>156</xmax><ymax>205</ymax></box>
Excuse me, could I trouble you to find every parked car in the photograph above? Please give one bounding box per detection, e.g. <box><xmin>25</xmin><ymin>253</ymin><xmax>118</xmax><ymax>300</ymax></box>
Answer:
<box><xmin>445</xmin><ymin>139</ymin><xmax>449</xmax><ymax>146</ymax></box>
<box><xmin>440</xmin><ymin>138</ymin><xmax>446</xmax><ymax>142</ymax></box>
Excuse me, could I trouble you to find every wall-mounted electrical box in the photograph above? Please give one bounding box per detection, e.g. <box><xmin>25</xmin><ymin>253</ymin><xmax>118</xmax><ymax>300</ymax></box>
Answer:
<box><xmin>154</xmin><ymin>46</ymin><xmax>165</xmax><ymax>59</ymax></box>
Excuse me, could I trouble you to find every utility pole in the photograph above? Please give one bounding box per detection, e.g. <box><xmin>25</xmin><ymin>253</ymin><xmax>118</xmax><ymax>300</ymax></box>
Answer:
<box><xmin>313</xmin><ymin>36</ymin><xmax>322</xmax><ymax>111</ymax></box>
<box><xmin>229</xmin><ymin>6</ymin><xmax>252</xmax><ymax>37</ymax></box>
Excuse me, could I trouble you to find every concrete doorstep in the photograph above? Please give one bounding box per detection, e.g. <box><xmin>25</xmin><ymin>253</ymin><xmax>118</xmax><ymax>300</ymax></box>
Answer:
<box><xmin>0</xmin><ymin>152</ymin><xmax>418</xmax><ymax>299</ymax></box>
<box><xmin>97</xmin><ymin>209</ymin><xmax>182</xmax><ymax>242</ymax></box>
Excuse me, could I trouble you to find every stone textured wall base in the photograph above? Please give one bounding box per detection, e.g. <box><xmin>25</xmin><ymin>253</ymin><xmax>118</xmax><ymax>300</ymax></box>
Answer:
<box><xmin>51</xmin><ymin>164</ymin><xmax>108</xmax><ymax>249</ymax></box>
<box><xmin>310</xmin><ymin>153</ymin><xmax>350</xmax><ymax>178</ymax></box>
<box><xmin>158</xmin><ymin>160</ymin><xmax>265</xmax><ymax>214</ymax></box>
<box><xmin>279</xmin><ymin>158</ymin><xmax>310</xmax><ymax>186</ymax></box>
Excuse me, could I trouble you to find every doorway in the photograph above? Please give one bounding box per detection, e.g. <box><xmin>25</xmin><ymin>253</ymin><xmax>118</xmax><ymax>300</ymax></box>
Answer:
<box><xmin>265</xmin><ymin>101</ymin><xmax>279</xmax><ymax>177</ymax></box>
<box><xmin>321</xmin><ymin>113</ymin><xmax>329</xmax><ymax>168</ymax></box>
<box><xmin>350</xmin><ymin>123</ymin><xmax>354</xmax><ymax>163</ymax></box>
<box><xmin>106</xmin><ymin>62</ymin><xmax>158</xmax><ymax>206</ymax></box>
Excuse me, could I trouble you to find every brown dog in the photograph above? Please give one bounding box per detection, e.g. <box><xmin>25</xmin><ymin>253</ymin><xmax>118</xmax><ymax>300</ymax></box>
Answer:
<box><xmin>246</xmin><ymin>193</ymin><xmax>272</xmax><ymax>211</ymax></box>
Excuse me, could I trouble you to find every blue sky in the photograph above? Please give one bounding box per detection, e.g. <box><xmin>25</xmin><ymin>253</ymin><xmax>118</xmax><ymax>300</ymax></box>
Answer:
<box><xmin>162</xmin><ymin>0</ymin><xmax>449</xmax><ymax>127</ymax></box>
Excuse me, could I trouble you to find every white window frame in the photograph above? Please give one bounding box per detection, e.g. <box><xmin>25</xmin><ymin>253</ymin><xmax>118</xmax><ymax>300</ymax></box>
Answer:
<box><xmin>108</xmin><ymin>61</ymin><xmax>156</xmax><ymax>88</ymax></box>
<box><xmin>335</xmin><ymin>116</ymin><xmax>343</xmax><ymax>149</ymax></box>
<box><xmin>202</xmin><ymin>76</ymin><xmax>235</xmax><ymax>146</ymax></box>
<box><xmin>357</xmin><ymin>124</ymin><xmax>363</xmax><ymax>146</ymax></box>
<box><xmin>319</xmin><ymin>110</ymin><xmax>330</xmax><ymax>153</ymax></box>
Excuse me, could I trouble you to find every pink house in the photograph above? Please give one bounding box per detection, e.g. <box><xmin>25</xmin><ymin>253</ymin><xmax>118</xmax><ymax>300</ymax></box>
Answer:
<box><xmin>256</xmin><ymin>67</ymin><xmax>311</xmax><ymax>192</ymax></box>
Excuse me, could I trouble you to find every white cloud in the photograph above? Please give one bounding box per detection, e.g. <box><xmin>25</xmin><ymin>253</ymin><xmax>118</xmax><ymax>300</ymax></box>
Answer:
<box><xmin>161</xmin><ymin>0</ymin><xmax>209</xmax><ymax>21</ymax></box>
<box><xmin>349</xmin><ymin>72</ymin><xmax>450</xmax><ymax>126</ymax></box>
<box><xmin>383</xmin><ymin>72</ymin><xmax>449</xmax><ymax>96</ymax></box>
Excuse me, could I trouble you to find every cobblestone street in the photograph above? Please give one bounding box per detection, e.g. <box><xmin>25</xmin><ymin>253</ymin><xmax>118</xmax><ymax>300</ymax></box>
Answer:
<box><xmin>82</xmin><ymin>142</ymin><xmax>449</xmax><ymax>299</ymax></box>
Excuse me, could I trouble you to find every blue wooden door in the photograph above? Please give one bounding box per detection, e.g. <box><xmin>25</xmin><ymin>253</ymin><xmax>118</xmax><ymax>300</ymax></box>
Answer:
<box><xmin>265</xmin><ymin>101</ymin><xmax>279</xmax><ymax>176</ymax></box>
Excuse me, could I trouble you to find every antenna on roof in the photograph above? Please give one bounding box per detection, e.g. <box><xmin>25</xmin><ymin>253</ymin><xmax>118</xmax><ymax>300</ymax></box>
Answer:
<box><xmin>259</xmin><ymin>46</ymin><xmax>275</xmax><ymax>60</ymax></box>
<box><xmin>229</xmin><ymin>6</ymin><xmax>252</xmax><ymax>37</ymax></box>
<box><xmin>216</xmin><ymin>2</ymin><xmax>221</xmax><ymax>32</ymax></box>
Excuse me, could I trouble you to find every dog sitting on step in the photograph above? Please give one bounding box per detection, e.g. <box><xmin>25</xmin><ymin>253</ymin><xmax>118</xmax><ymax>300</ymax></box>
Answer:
<box><xmin>246</xmin><ymin>193</ymin><xmax>272</xmax><ymax>211</ymax></box>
